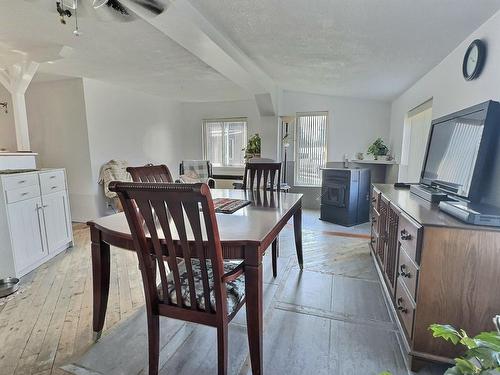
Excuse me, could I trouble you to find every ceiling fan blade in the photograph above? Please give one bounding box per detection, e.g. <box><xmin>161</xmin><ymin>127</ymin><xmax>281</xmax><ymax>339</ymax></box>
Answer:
<box><xmin>93</xmin><ymin>2</ymin><xmax>138</xmax><ymax>22</ymax></box>
<box><xmin>125</xmin><ymin>0</ymin><xmax>165</xmax><ymax>15</ymax></box>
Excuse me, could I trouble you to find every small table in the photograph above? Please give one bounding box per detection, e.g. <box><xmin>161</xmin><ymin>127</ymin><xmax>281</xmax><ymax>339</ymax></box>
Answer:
<box><xmin>87</xmin><ymin>189</ymin><xmax>303</xmax><ymax>375</ymax></box>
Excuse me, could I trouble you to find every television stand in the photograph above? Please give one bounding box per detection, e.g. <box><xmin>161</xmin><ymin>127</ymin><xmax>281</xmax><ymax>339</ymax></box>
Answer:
<box><xmin>410</xmin><ymin>184</ymin><xmax>449</xmax><ymax>203</ymax></box>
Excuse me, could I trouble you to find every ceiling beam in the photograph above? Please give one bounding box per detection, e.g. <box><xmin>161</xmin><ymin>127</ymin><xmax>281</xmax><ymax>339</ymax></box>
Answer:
<box><xmin>123</xmin><ymin>0</ymin><xmax>277</xmax><ymax>115</ymax></box>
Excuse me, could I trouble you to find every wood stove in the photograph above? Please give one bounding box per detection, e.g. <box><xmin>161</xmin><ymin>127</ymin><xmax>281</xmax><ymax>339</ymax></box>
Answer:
<box><xmin>320</xmin><ymin>168</ymin><xmax>370</xmax><ymax>226</ymax></box>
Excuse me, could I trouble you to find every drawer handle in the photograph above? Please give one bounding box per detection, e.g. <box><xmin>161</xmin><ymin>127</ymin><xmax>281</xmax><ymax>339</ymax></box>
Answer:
<box><xmin>399</xmin><ymin>264</ymin><xmax>411</xmax><ymax>278</ymax></box>
<box><xmin>400</xmin><ymin>229</ymin><xmax>412</xmax><ymax>241</ymax></box>
<box><xmin>21</xmin><ymin>192</ymin><xmax>28</xmax><ymax>196</ymax></box>
<box><xmin>51</xmin><ymin>186</ymin><xmax>57</xmax><ymax>189</ymax></box>
<box><xmin>50</xmin><ymin>175</ymin><xmax>56</xmax><ymax>179</ymax></box>
<box><xmin>396</xmin><ymin>297</ymin><xmax>408</xmax><ymax>314</ymax></box>
<box><xmin>18</xmin><ymin>180</ymin><xmax>26</xmax><ymax>184</ymax></box>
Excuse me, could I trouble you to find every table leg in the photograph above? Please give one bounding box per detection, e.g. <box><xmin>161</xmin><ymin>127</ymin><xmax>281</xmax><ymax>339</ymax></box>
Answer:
<box><xmin>245</xmin><ymin>246</ymin><xmax>263</xmax><ymax>375</ymax></box>
<box><xmin>293</xmin><ymin>204</ymin><xmax>304</xmax><ymax>269</ymax></box>
<box><xmin>90</xmin><ymin>226</ymin><xmax>111</xmax><ymax>341</ymax></box>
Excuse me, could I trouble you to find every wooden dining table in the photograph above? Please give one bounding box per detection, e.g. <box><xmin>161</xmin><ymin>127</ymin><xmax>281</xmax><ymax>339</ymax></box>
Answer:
<box><xmin>87</xmin><ymin>188</ymin><xmax>303</xmax><ymax>375</ymax></box>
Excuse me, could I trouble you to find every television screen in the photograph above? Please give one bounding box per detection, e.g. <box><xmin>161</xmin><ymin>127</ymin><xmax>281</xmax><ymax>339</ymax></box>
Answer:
<box><xmin>421</xmin><ymin>110</ymin><xmax>485</xmax><ymax>198</ymax></box>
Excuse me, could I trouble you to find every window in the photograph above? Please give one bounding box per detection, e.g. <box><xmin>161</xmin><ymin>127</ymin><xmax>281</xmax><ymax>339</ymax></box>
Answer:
<box><xmin>294</xmin><ymin>112</ymin><xmax>328</xmax><ymax>186</ymax></box>
<box><xmin>203</xmin><ymin>118</ymin><xmax>247</xmax><ymax>167</ymax></box>
<box><xmin>402</xmin><ymin>100</ymin><xmax>433</xmax><ymax>182</ymax></box>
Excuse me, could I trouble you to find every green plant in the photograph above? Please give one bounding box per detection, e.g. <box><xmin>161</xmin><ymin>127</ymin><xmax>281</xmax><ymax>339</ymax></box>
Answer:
<box><xmin>379</xmin><ymin>317</ymin><xmax>500</xmax><ymax>375</ymax></box>
<box><xmin>243</xmin><ymin>133</ymin><xmax>261</xmax><ymax>159</ymax></box>
<box><xmin>367</xmin><ymin>138</ymin><xmax>389</xmax><ymax>157</ymax></box>
<box><xmin>429</xmin><ymin>320</ymin><xmax>500</xmax><ymax>374</ymax></box>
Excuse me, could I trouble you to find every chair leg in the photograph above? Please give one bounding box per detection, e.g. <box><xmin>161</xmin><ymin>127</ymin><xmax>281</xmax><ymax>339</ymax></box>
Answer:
<box><xmin>217</xmin><ymin>323</ymin><xmax>228</xmax><ymax>375</ymax></box>
<box><xmin>147</xmin><ymin>312</ymin><xmax>160</xmax><ymax>375</ymax></box>
<box><xmin>272</xmin><ymin>239</ymin><xmax>278</xmax><ymax>278</ymax></box>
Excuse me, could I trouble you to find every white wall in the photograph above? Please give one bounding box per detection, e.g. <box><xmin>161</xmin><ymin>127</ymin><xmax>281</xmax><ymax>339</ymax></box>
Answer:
<box><xmin>389</xmin><ymin>10</ymin><xmax>500</xmax><ymax>183</ymax></box>
<box><xmin>0</xmin><ymin>83</ymin><xmax>16</xmax><ymax>152</ymax></box>
<box><xmin>280</xmin><ymin>90</ymin><xmax>391</xmax><ymax>162</ymax></box>
<box><xmin>26</xmin><ymin>78</ymin><xmax>96</xmax><ymax>222</ymax></box>
<box><xmin>83</xmin><ymin>78</ymin><xmax>185</xmax><ymax>216</ymax></box>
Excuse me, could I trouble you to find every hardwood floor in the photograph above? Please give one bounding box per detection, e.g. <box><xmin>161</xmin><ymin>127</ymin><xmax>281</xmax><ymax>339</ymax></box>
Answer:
<box><xmin>0</xmin><ymin>210</ymin><xmax>448</xmax><ymax>374</ymax></box>
<box><xmin>0</xmin><ymin>223</ymin><xmax>144</xmax><ymax>375</ymax></box>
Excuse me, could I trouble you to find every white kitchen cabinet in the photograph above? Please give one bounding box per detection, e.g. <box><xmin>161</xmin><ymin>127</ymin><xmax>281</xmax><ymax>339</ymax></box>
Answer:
<box><xmin>42</xmin><ymin>190</ymin><xmax>72</xmax><ymax>253</ymax></box>
<box><xmin>0</xmin><ymin>169</ymin><xmax>73</xmax><ymax>279</ymax></box>
<box><xmin>7</xmin><ymin>196</ymin><xmax>47</xmax><ymax>275</ymax></box>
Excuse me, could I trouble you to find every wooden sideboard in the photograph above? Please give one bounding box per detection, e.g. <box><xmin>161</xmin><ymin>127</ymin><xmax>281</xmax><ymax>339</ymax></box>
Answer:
<box><xmin>370</xmin><ymin>184</ymin><xmax>500</xmax><ymax>371</ymax></box>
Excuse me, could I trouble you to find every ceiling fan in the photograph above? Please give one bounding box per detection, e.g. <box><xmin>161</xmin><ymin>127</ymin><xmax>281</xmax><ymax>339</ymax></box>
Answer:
<box><xmin>47</xmin><ymin>0</ymin><xmax>167</xmax><ymax>34</ymax></box>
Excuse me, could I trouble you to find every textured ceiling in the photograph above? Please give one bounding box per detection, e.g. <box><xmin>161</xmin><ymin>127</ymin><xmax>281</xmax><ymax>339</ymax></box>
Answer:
<box><xmin>2</xmin><ymin>0</ymin><xmax>500</xmax><ymax>102</ymax></box>
<box><xmin>188</xmin><ymin>0</ymin><xmax>500</xmax><ymax>100</ymax></box>
<box><xmin>0</xmin><ymin>0</ymin><xmax>251</xmax><ymax>101</ymax></box>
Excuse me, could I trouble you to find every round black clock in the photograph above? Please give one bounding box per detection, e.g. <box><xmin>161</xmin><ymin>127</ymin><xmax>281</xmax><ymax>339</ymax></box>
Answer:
<box><xmin>463</xmin><ymin>39</ymin><xmax>486</xmax><ymax>81</ymax></box>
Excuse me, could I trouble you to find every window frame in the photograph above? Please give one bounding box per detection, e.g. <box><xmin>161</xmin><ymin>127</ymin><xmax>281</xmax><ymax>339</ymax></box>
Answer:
<box><xmin>202</xmin><ymin>117</ymin><xmax>248</xmax><ymax>168</ymax></box>
<box><xmin>293</xmin><ymin>111</ymin><xmax>329</xmax><ymax>187</ymax></box>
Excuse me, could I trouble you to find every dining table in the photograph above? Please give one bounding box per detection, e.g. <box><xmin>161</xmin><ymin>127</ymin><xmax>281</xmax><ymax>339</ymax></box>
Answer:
<box><xmin>87</xmin><ymin>188</ymin><xmax>303</xmax><ymax>375</ymax></box>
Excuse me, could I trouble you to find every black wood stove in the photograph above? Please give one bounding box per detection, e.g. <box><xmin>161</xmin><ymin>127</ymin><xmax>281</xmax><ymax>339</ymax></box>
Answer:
<box><xmin>320</xmin><ymin>168</ymin><xmax>371</xmax><ymax>226</ymax></box>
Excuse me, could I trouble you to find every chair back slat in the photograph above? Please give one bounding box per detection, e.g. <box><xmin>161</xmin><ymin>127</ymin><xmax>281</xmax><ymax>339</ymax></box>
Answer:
<box><xmin>183</xmin><ymin>201</ymin><xmax>212</xmax><ymax>312</ymax></box>
<box><xmin>242</xmin><ymin>162</ymin><xmax>282</xmax><ymax>191</ymax></box>
<box><xmin>164</xmin><ymin>199</ymin><xmax>199</xmax><ymax>310</ymax></box>
<box><xmin>110</xmin><ymin>182</ymin><xmax>226</xmax><ymax>316</ymax></box>
<box><xmin>134</xmin><ymin>198</ymin><xmax>171</xmax><ymax>304</ymax></box>
<box><xmin>127</xmin><ymin>164</ymin><xmax>173</xmax><ymax>183</ymax></box>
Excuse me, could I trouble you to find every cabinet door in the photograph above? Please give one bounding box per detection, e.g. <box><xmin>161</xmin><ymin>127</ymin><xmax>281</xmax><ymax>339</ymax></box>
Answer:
<box><xmin>42</xmin><ymin>190</ymin><xmax>71</xmax><ymax>253</ymax></box>
<box><xmin>8</xmin><ymin>197</ymin><xmax>47</xmax><ymax>274</ymax></box>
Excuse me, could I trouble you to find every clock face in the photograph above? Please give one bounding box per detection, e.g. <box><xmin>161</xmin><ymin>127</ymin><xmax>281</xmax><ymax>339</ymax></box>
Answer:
<box><xmin>466</xmin><ymin>45</ymin><xmax>479</xmax><ymax>76</ymax></box>
<box><xmin>463</xmin><ymin>39</ymin><xmax>486</xmax><ymax>81</ymax></box>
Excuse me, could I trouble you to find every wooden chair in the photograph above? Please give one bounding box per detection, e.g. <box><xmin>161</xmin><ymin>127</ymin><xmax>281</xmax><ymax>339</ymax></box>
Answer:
<box><xmin>109</xmin><ymin>181</ymin><xmax>247</xmax><ymax>375</ymax></box>
<box><xmin>127</xmin><ymin>164</ymin><xmax>173</xmax><ymax>183</ymax></box>
<box><xmin>237</xmin><ymin>162</ymin><xmax>282</xmax><ymax>278</ymax></box>
<box><xmin>242</xmin><ymin>162</ymin><xmax>282</xmax><ymax>192</ymax></box>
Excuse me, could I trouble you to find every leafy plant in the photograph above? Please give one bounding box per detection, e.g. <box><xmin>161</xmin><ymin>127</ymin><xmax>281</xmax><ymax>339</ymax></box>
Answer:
<box><xmin>379</xmin><ymin>316</ymin><xmax>500</xmax><ymax>375</ymax></box>
<box><xmin>243</xmin><ymin>133</ymin><xmax>261</xmax><ymax>159</ymax></box>
<box><xmin>429</xmin><ymin>320</ymin><xmax>500</xmax><ymax>375</ymax></box>
<box><xmin>367</xmin><ymin>138</ymin><xmax>389</xmax><ymax>157</ymax></box>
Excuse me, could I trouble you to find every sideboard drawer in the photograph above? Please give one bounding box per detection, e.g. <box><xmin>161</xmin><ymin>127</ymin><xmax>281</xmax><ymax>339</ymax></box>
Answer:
<box><xmin>40</xmin><ymin>170</ymin><xmax>66</xmax><ymax>195</ymax></box>
<box><xmin>397</xmin><ymin>247</ymin><xmax>419</xmax><ymax>301</ymax></box>
<box><xmin>396</xmin><ymin>279</ymin><xmax>416</xmax><ymax>339</ymax></box>
<box><xmin>3</xmin><ymin>173</ymin><xmax>39</xmax><ymax>191</ymax></box>
<box><xmin>398</xmin><ymin>212</ymin><xmax>423</xmax><ymax>264</ymax></box>
<box><xmin>6</xmin><ymin>184</ymin><xmax>41</xmax><ymax>204</ymax></box>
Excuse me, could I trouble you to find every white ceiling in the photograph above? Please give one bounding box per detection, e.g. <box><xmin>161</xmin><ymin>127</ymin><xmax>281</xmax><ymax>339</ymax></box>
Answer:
<box><xmin>1</xmin><ymin>0</ymin><xmax>500</xmax><ymax>102</ymax></box>
<box><xmin>0</xmin><ymin>0</ymin><xmax>252</xmax><ymax>101</ymax></box>
<box><xmin>189</xmin><ymin>0</ymin><xmax>500</xmax><ymax>100</ymax></box>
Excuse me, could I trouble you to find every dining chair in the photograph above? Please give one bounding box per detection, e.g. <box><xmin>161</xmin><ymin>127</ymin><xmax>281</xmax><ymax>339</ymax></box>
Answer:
<box><xmin>109</xmin><ymin>181</ymin><xmax>247</xmax><ymax>375</ymax></box>
<box><xmin>127</xmin><ymin>164</ymin><xmax>174</xmax><ymax>183</ymax></box>
<box><xmin>236</xmin><ymin>161</ymin><xmax>282</xmax><ymax>278</ymax></box>
<box><xmin>179</xmin><ymin>160</ymin><xmax>216</xmax><ymax>188</ymax></box>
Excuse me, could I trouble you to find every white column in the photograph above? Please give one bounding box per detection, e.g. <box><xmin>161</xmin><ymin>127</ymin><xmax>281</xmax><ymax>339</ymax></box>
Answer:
<box><xmin>0</xmin><ymin>61</ymin><xmax>38</xmax><ymax>151</ymax></box>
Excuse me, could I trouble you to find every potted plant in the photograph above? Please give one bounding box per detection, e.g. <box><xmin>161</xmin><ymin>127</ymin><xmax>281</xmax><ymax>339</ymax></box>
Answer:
<box><xmin>367</xmin><ymin>138</ymin><xmax>389</xmax><ymax>160</ymax></box>
<box><xmin>243</xmin><ymin>133</ymin><xmax>261</xmax><ymax>160</ymax></box>
<box><xmin>380</xmin><ymin>316</ymin><xmax>500</xmax><ymax>375</ymax></box>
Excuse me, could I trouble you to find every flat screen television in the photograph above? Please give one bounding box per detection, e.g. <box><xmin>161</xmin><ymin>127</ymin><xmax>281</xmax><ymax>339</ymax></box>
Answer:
<box><xmin>420</xmin><ymin>101</ymin><xmax>500</xmax><ymax>201</ymax></box>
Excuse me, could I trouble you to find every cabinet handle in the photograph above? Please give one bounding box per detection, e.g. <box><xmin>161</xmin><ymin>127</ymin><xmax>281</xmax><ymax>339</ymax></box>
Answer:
<box><xmin>50</xmin><ymin>175</ymin><xmax>56</xmax><ymax>179</ymax></box>
<box><xmin>21</xmin><ymin>192</ymin><xmax>28</xmax><ymax>196</ymax></box>
<box><xmin>371</xmin><ymin>217</ymin><xmax>377</xmax><ymax>223</ymax></box>
<box><xmin>400</xmin><ymin>229</ymin><xmax>412</xmax><ymax>241</ymax></box>
<box><xmin>396</xmin><ymin>297</ymin><xmax>408</xmax><ymax>314</ymax></box>
<box><xmin>51</xmin><ymin>186</ymin><xmax>57</xmax><ymax>190</ymax></box>
<box><xmin>371</xmin><ymin>197</ymin><xmax>376</xmax><ymax>202</ymax></box>
<box><xmin>19</xmin><ymin>180</ymin><xmax>26</xmax><ymax>184</ymax></box>
<box><xmin>399</xmin><ymin>264</ymin><xmax>411</xmax><ymax>278</ymax></box>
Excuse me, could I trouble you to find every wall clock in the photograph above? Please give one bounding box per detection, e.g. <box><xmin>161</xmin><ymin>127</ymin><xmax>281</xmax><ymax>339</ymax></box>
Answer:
<box><xmin>463</xmin><ymin>39</ymin><xmax>486</xmax><ymax>81</ymax></box>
